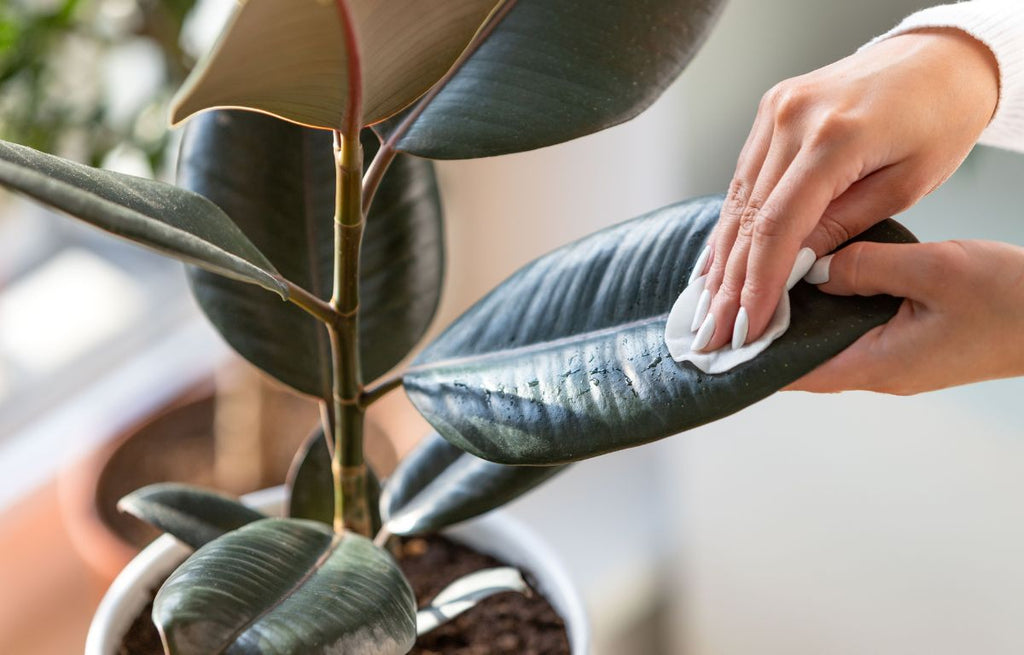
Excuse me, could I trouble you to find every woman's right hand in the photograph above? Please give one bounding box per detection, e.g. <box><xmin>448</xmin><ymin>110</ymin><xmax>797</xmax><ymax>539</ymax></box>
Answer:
<box><xmin>697</xmin><ymin>28</ymin><xmax>1000</xmax><ymax>354</ymax></box>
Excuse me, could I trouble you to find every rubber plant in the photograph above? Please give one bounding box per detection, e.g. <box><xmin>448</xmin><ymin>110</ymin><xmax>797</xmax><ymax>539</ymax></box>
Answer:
<box><xmin>0</xmin><ymin>1</ymin><xmax>920</xmax><ymax>652</ymax></box>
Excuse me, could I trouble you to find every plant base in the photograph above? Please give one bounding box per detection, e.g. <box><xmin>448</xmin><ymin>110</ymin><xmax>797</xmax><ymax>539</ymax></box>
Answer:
<box><xmin>116</xmin><ymin>535</ymin><xmax>571</xmax><ymax>654</ymax></box>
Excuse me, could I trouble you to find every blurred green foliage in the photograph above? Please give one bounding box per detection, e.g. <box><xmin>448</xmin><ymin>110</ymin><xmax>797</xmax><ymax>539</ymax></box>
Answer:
<box><xmin>0</xmin><ymin>0</ymin><xmax>197</xmax><ymax>170</ymax></box>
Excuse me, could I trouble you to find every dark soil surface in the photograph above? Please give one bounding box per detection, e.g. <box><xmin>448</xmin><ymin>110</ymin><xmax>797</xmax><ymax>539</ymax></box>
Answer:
<box><xmin>118</xmin><ymin>535</ymin><xmax>571</xmax><ymax>654</ymax></box>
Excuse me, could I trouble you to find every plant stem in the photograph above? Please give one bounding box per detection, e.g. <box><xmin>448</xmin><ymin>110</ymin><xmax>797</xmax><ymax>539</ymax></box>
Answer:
<box><xmin>361</xmin><ymin>372</ymin><xmax>404</xmax><ymax>407</ymax></box>
<box><xmin>361</xmin><ymin>141</ymin><xmax>396</xmax><ymax>212</ymax></box>
<box><xmin>328</xmin><ymin>129</ymin><xmax>371</xmax><ymax>536</ymax></box>
<box><xmin>285</xmin><ymin>280</ymin><xmax>341</xmax><ymax>325</ymax></box>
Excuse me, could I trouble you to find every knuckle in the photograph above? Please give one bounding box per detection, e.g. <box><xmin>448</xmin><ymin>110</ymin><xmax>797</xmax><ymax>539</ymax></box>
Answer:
<box><xmin>759</xmin><ymin>83</ymin><xmax>785</xmax><ymax>112</ymax></box>
<box><xmin>772</xmin><ymin>84</ymin><xmax>810</xmax><ymax>127</ymax></box>
<box><xmin>751</xmin><ymin>204</ymin><xmax>787</xmax><ymax>242</ymax></box>
<box><xmin>816</xmin><ymin>211</ymin><xmax>854</xmax><ymax>248</ymax></box>
<box><xmin>725</xmin><ymin>179</ymin><xmax>749</xmax><ymax>215</ymax></box>
<box><xmin>736</xmin><ymin>201</ymin><xmax>763</xmax><ymax>238</ymax></box>
<box><xmin>716</xmin><ymin>277</ymin><xmax>744</xmax><ymax>305</ymax></box>
<box><xmin>740</xmin><ymin>276</ymin><xmax>773</xmax><ymax>305</ymax></box>
<box><xmin>842</xmin><ymin>241</ymin><xmax>871</xmax><ymax>288</ymax></box>
<box><xmin>809</xmin><ymin>110</ymin><xmax>861</xmax><ymax>147</ymax></box>
<box><xmin>935</xmin><ymin>240</ymin><xmax>973</xmax><ymax>277</ymax></box>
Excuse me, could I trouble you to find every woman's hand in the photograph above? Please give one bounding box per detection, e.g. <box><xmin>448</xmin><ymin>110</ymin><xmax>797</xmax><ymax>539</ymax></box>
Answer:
<box><xmin>788</xmin><ymin>239</ymin><xmax>1024</xmax><ymax>394</ymax></box>
<box><xmin>695</xmin><ymin>28</ymin><xmax>1000</xmax><ymax>352</ymax></box>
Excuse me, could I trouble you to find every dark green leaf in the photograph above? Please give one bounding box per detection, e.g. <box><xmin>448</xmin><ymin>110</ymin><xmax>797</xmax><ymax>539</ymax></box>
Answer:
<box><xmin>179</xmin><ymin>110</ymin><xmax>444</xmax><ymax>397</ymax></box>
<box><xmin>117</xmin><ymin>483</ymin><xmax>264</xmax><ymax>550</ymax></box>
<box><xmin>0</xmin><ymin>139</ymin><xmax>285</xmax><ymax>296</ymax></box>
<box><xmin>404</xmin><ymin>195</ymin><xmax>917</xmax><ymax>464</ymax></box>
<box><xmin>375</xmin><ymin>0</ymin><xmax>726</xmax><ymax>159</ymax></box>
<box><xmin>287</xmin><ymin>427</ymin><xmax>382</xmax><ymax>534</ymax></box>
<box><xmin>154</xmin><ymin>518</ymin><xmax>416</xmax><ymax>655</ymax></box>
<box><xmin>381</xmin><ymin>432</ymin><xmax>565</xmax><ymax>535</ymax></box>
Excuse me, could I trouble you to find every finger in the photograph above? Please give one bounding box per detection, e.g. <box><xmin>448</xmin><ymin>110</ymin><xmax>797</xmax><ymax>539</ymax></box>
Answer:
<box><xmin>700</xmin><ymin>134</ymin><xmax>801</xmax><ymax>350</ymax></box>
<box><xmin>785</xmin><ymin>299</ymin><xmax>920</xmax><ymax>393</ymax></box>
<box><xmin>704</xmin><ymin>106</ymin><xmax>776</xmax><ymax>290</ymax></box>
<box><xmin>734</xmin><ymin>142</ymin><xmax>858</xmax><ymax>345</ymax></box>
<box><xmin>802</xmin><ymin>160</ymin><xmax>925</xmax><ymax>256</ymax></box>
<box><xmin>817</xmin><ymin>241</ymin><xmax>944</xmax><ymax>302</ymax></box>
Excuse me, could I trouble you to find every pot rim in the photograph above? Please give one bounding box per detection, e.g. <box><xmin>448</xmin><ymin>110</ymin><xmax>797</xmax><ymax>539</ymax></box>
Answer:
<box><xmin>86</xmin><ymin>486</ymin><xmax>590</xmax><ymax>654</ymax></box>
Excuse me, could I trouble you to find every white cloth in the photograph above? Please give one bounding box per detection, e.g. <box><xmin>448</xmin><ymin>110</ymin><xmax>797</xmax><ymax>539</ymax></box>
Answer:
<box><xmin>864</xmin><ymin>0</ymin><xmax>1024</xmax><ymax>153</ymax></box>
<box><xmin>664</xmin><ymin>275</ymin><xmax>791</xmax><ymax>374</ymax></box>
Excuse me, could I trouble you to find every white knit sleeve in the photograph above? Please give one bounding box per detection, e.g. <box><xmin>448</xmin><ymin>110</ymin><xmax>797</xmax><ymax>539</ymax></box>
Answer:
<box><xmin>864</xmin><ymin>1</ymin><xmax>1024</xmax><ymax>153</ymax></box>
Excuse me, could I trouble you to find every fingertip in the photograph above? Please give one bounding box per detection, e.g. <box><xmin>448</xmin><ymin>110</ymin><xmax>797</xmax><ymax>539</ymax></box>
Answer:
<box><xmin>786</xmin><ymin>247</ymin><xmax>818</xmax><ymax>290</ymax></box>
<box><xmin>804</xmin><ymin>254</ymin><xmax>833</xmax><ymax>285</ymax></box>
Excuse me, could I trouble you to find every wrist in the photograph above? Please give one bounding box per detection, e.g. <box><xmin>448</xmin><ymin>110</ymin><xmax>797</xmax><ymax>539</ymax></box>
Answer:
<box><xmin>903</xmin><ymin>27</ymin><xmax>1000</xmax><ymax>126</ymax></box>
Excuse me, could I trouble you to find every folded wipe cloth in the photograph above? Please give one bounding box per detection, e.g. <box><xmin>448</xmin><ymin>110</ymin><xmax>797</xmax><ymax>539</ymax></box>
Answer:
<box><xmin>665</xmin><ymin>275</ymin><xmax>789</xmax><ymax>374</ymax></box>
<box><xmin>664</xmin><ymin>248</ymin><xmax>818</xmax><ymax>374</ymax></box>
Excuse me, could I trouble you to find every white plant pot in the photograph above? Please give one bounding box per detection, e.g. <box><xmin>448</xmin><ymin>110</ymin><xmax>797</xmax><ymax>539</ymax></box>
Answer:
<box><xmin>86</xmin><ymin>487</ymin><xmax>590</xmax><ymax>654</ymax></box>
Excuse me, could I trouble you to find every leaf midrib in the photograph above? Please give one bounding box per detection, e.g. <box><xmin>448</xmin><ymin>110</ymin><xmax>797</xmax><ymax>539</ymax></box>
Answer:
<box><xmin>381</xmin><ymin>0</ymin><xmax>518</xmax><ymax>150</ymax></box>
<box><xmin>214</xmin><ymin>528</ymin><xmax>344</xmax><ymax>654</ymax></box>
<box><xmin>408</xmin><ymin>313</ymin><xmax>667</xmax><ymax>374</ymax></box>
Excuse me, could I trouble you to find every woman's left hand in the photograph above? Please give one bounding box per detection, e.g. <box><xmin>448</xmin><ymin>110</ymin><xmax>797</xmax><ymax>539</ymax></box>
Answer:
<box><xmin>788</xmin><ymin>239</ymin><xmax>1024</xmax><ymax>394</ymax></box>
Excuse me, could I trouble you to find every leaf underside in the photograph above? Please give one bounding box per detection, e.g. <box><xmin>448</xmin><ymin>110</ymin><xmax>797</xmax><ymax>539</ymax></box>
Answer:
<box><xmin>170</xmin><ymin>0</ymin><xmax>498</xmax><ymax>130</ymax></box>
<box><xmin>404</xmin><ymin>194</ymin><xmax>917</xmax><ymax>465</ymax></box>
<box><xmin>416</xmin><ymin>567</ymin><xmax>528</xmax><ymax>636</ymax></box>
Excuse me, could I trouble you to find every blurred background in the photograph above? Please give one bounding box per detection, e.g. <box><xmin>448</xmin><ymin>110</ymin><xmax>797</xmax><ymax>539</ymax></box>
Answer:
<box><xmin>1</xmin><ymin>0</ymin><xmax>1023</xmax><ymax>653</ymax></box>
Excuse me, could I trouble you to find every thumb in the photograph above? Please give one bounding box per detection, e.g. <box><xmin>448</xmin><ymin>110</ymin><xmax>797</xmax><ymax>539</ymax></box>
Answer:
<box><xmin>814</xmin><ymin>240</ymin><xmax>943</xmax><ymax>302</ymax></box>
<box><xmin>802</xmin><ymin>161</ymin><xmax>925</xmax><ymax>256</ymax></box>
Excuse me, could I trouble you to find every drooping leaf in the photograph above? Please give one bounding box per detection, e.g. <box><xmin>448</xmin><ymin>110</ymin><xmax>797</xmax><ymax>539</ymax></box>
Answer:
<box><xmin>287</xmin><ymin>427</ymin><xmax>382</xmax><ymax>534</ymax></box>
<box><xmin>376</xmin><ymin>0</ymin><xmax>727</xmax><ymax>159</ymax></box>
<box><xmin>0</xmin><ymin>139</ymin><xmax>285</xmax><ymax>296</ymax></box>
<box><xmin>381</xmin><ymin>432</ymin><xmax>565</xmax><ymax>536</ymax></box>
<box><xmin>179</xmin><ymin>110</ymin><xmax>444</xmax><ymax>397</ymax></box>
<box><xmin>117</xmin><ymin>483</ymin><xmax>265</xmax><ymax>550</ymax></box>
<box><xmin>404</xmin><ymin>195</ymin><xmax>917</xmax><ymax>465</ymax></box>
<box><xmin>170</xmin><ymin>0</ymin><xmax>499</xmax><ymax>130</ymax></box>
<box><xmin>154</xmin><ymin>518</ymin><xmax>416</xmax><ymax>655</ymax></box>
<box><xmin>416</xmin><ymin>567</ymin><xmax>528</xmax><ymax>636</ymax></box>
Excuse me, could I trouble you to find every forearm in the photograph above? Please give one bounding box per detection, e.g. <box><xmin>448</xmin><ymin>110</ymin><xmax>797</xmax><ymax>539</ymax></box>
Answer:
<box><xmin>864</xmin><ymin>1</ymin><xmax>1024</xmax><ymax>153</ymax></box>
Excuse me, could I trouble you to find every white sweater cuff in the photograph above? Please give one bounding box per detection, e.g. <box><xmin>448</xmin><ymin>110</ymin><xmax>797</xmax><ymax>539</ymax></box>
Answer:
<box><xmin>864</xmin><ymin>1</ymin><xmax>1024</xmax><ymax>153</ymax></box>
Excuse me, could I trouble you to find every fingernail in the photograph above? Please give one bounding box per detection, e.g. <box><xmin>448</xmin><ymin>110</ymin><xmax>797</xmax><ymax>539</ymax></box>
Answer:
<box><xmin>786</xmin><ymin>247</ymin><xmax>818</xmax><ymax>290</ymax></box>
<box><xmin>732</xmin><ymin>306</ymin><xmax>749</xmax><ymax>350</ymax></box>
<box><xmin>692</xmin><ymin>314</ymin><xmax>716</xmax><ymax>352</ymax></box>
<box><xmin>691</xmin><ymin>289</ymin><xmax>712</xmax><ymax>332</ymax></box>
<box><xmin>804</xmin><ymin>255</ymin><xmax>833</xmax><ymax>285</ymax></box>
<box><xmin>689</xmin><ymin>245</ymin><xmax>712</xmax><ymax>285</ymax></box>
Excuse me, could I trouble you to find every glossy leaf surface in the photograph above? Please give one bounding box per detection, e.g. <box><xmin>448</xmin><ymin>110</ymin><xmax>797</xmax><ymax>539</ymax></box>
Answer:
<box><xmin>117</xmin><ymin>483</ymin><xmax>264</xmax><ymax>550</ymax></box>
<box><xmin>287</xmin><ymin>427</ymin><xmax>382</xmax><ymax>534</ymax></box>
<box><xmin>405</xmin><ymin>195</ymin><xmax>917</xmax><ymax>464</ymax></box>
<box><xmin>0</xmin><ymin>139</ymin><xmax>285</xmax><ymax>296</ymax></box>
<box><xmin>416</xmin><ymin>567</ymin><xmax>528</xmax><ymax>636</ymax></box>
<box><xmin>180</xmin><ymin>110</ymin><xmax>444</xmax><ymax>397</ymax></box>
<box><xmin>154</xmin><ymin>518</ymin><xmax>416</xmax><ymax>655</ymax></box>
<box><xmin>381</xmin><ymin>432</ymin><xmax>565</xmax><ymax>536</ymax></box>
<box><xmin>376</xmin><ymin>0</ymin><xmax>726</xmax><ymax>159</ymax></box>
<box><xmin>170</xmin><ymin>0</ymin><xmax>498</xmax><ymax>130</ymax></box>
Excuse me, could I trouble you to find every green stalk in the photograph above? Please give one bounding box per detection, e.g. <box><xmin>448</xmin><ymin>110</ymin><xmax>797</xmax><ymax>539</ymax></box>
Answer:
<box><xmin>328</xmin><ymin>129</ymin><xmax>370</xmax><ymax>536</ymax></box>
